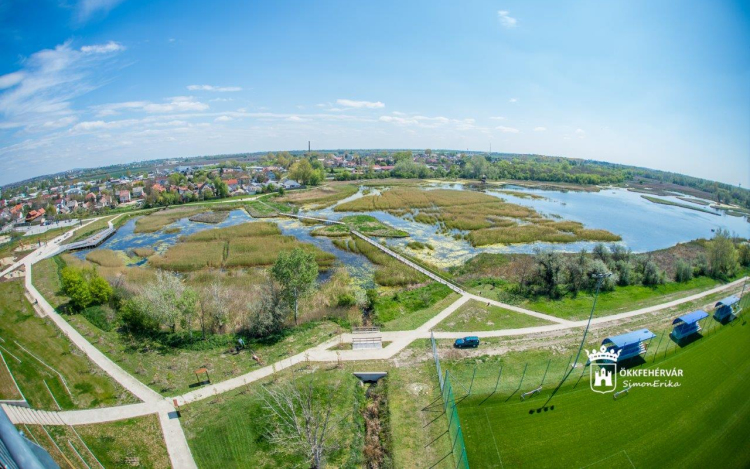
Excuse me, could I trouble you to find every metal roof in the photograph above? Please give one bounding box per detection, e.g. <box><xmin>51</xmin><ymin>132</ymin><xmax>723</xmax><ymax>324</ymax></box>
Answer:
<box><xmin>716</xmin><ymin>296</ymin><xmax>740</xmax><ymax>307</ymax></box>
<box><xmin>672</xmin><ymin>310</ymin><xmax>709</xmax><ymax>325</ymax></box>
<box><xmin>602</xmin><ymin>328</ymin><xmax>656</xmax><ymax>348</ymax></box>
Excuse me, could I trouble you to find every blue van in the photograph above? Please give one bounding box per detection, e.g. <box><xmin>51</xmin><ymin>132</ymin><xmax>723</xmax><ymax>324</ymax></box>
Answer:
<box><xmin>454</xmin><ymin>336</ymin><xmax>480</xmax><ymax>348</ymax></box>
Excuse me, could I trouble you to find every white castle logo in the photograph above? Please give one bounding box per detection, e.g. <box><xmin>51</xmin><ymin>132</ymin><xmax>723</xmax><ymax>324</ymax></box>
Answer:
<box><xmin>586</xmin><ymin>345</ymin><xmax>622</xmax><ymax>393</ymax></box>
<box><xmin>594</xmin><ymin>368</ymin><xmax>613</xmax><ymax>387</ymax></box>
<box><xmin>586</xmin><ymin>345</ymin><xmax>622</xmax><ymax>363</ymax></box>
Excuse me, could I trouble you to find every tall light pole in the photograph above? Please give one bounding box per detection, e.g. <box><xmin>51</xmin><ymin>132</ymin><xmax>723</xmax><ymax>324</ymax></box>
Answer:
<box><xmin>571</xmin><ymin>272</ymin><xmax>611</xmax><ymax>369</ymax></box>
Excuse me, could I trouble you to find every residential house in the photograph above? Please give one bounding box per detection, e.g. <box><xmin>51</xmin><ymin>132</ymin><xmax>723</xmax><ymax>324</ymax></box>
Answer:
<box><xmin>118</xmin><ymin>190</ymin><xmax>131</xmax><ymax>203</ymax></box>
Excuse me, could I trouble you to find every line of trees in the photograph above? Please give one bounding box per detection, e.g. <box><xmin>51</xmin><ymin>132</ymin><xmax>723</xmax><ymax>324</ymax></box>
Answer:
<box><xmin>521</xmin><ymin>230</ymin><xmax>748</xmax><ymax>300</ymax></box>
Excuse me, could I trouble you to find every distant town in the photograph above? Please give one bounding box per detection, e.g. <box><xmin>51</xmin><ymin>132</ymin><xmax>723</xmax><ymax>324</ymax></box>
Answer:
<box><xmin>2</xmin><ymin>149</ymin><xmax>748</xmax><ymax>238</ymax></box>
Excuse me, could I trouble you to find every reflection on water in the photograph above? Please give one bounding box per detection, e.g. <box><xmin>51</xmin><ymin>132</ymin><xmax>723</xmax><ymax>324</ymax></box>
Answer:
<box><xmin>301</xmin><ymin>183</ymin><xmax>750</xmax><ymax>269</ymax></box>
<box><xmin>73</xmin><ymin>209</ymin><xmax>376</xmax><ymax>287</ymax></box>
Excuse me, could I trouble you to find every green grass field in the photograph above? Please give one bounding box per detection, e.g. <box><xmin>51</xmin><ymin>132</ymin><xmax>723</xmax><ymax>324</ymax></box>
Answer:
<box><xmin>457</xmin><ymin>317</ymin><xmax>750</xmax><ymax>468</ymax></box>
<box><xmin>435</xmin><ymin>299</ymin><xmax>553</xmax><ymax>332</ymax></box>
<box><xmin>23</xmin><ymin>415</ymin><xmax>169</xmax><ymax>468</ymax></box>
<box><xmin>0</xmin><ymin>280</ymin><xmax>136</xmax><ymax>410</ymax></box>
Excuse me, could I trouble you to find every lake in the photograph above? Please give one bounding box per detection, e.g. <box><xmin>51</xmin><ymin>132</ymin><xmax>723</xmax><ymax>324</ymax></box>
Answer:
<box><xmin>302</xmin><ymin>183</ymin><xmax>749</xmax><ymax>268</ymax></box>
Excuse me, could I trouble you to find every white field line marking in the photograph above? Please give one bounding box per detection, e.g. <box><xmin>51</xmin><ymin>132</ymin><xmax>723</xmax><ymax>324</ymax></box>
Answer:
<box><xmin>40</xmin><ymin>425</ymin><xmax>75</xmax><ymax>468</ymax></box>
<box><xmin>13</xmin><ymin>340</ymin><xmax>73</xmax><ymax>398</ymax></box>
<box><xmin>579</xmin><ymin>449</ymin><xmax>630</xmax><ymax>469</ymax></box>
<box><xmin>0</xmin><ymin>350</ymin><xmax>26</xmax><ymax>402</ymax></box>
<box><xmin>484</xmin><ymin>409</ymin><xmax>504</xmax><ymax>469</ymax></box>
<box><xmin>44</xmin><ymin>380</ymin><xmax>62</xmax><ymax>410</ymax></box>
<box><xmin>0</xmin><ymin>344</ymin><xmax>22</xmax><ymax>362</ymax></box>
<box><xmin>68</xmin><ymin>440</ymin><xmax>92</xmax><ymax>469</ymax></box>
<box><xmin>70</xmin><ymin>425</ymin><xmax>106</xmax><ymax>469</ymax></box>
<box><xmin>623</xmin><ymin>450</ymin><xmax>636</xmax><ymax>469</ymax></box>
<box><xmin>23</xmin><ymin>423</ymin><xmax>41</xmax><ymax>446</ymax></box>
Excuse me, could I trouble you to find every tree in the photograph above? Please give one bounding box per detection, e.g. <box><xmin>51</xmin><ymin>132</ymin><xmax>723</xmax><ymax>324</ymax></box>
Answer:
<box><xmin>249</xmin><ymin>280</ymin><xmax>288</xmax><ymax>337</ymax></box>
<box><xmin>271</xmin><ymin>248</ymin><xmax>318</xmax><ymax>324</ymax></box>
<box><xmin>139</xmin><ymin>271</ymin><xmax>197</xmax><ymax>333</ymax></box>
<box><xmin>641</xmin><ymin>259</ymin><xmax>665</xmax><ymax>286</ymax></box>
<box><xmin>707</xmin><ymin>229</ymin><xmax>739</xmax><ymax>279</ymax></box>
<box><xmin>198</xmin><ymin>280</ymin><xmax>232</xmax><ymax>338</ymax></box>
<box><xmin>90</xmin><ymin>275</ymin><xmax>113</xmax><ymax>304</ymax></box>
<box><xmin>61</xmin><ymin>267</ymin><xmax>93</xmax><ymax>310</ymax></box>
<box><xmin>261</xmin><ymin>375</ymin><xmax>345</xmax><ymax>469</ymax></box>
<box><xmin>289</xmin><ymin>159</ymin><xmax>315</xmax><ymax>185</ymax></box>
<box><xmin>674</xmin><ymin>260</ymin><xmax>693</xmax><ymax>282</ymax></box>
<box><xmin>533</xmin><ymin>250</ymin><xmax>565</xmax><ymax>298</ymax></box>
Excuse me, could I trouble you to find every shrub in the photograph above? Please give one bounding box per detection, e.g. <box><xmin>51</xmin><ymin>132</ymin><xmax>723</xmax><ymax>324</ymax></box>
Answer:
<box><xmin>337</xmin><ymin>293</ymin><xmax>356</xmax><ymax>307</ymax></box>
<box><xmin>675</xmin><ymin>260</ymin><xmax>693</xmax><ymax>282</ymax></box>
<box><xmin>642</xmin><ymin>260</ymin><xmax>665</xmax><ymax>286</ymax></box>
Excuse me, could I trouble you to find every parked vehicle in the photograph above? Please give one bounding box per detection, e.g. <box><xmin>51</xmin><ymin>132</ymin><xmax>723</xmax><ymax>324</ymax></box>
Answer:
<box><xmin>453</xmin><ymin>336</ymin><xmax>480</xmax><ymax>348</ymax></box>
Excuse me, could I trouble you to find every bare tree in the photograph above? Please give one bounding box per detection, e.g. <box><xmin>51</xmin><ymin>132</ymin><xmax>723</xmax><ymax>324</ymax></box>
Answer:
<box><xmin>261</xmin><ymin>376</ymin><xmax>345</xmax><ymax>468</ymax></box>
<box><xmin>198</xmin><ymin>280</ymin><xmax>232</xmax><ymax>338</ymax></box>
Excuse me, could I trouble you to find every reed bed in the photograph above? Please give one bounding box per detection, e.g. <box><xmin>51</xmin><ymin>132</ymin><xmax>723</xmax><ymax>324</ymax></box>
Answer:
<box><xmin>85</xmin><ymin>249</ymin><xmax>125</xmax><ymax>268</ymax></box>
<box><xmin>279</xmin><ymin>183</ymin><xmax>358</xmax><ymax>209</ymax></box>
<box><xmin>132</xmin><ymin>247</ymin><xmax>155</xmax><ymax>257</ymax></box>
<box><xmin>333</xmin><ymin>237</ymin><xmax>426</xmax><ymax>286</ymax></box>
<box><xmin>188</xmin><ymin>211</ymin><xmax>230</xmax><ymax>224</ymax></box>
<box><xmin>134</xmin><ymin>207</ymin><xmax>207</xmax><ymax>233</ymax></box>
<box><xmin>149</xmin><ymin>241</ymin><xmax>226</xmax><ymax>271</ymax></box>
<box><xmin>182</xmin><ymin>222</ymin><xmax>280</xmax><ymax>242</ymax></box>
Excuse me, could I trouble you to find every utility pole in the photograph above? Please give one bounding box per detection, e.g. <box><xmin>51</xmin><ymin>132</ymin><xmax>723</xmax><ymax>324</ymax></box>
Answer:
<box><xmin>572</xmin><ymin>272</ymin><xmax>611</xmax><ymax>368</ymax></box>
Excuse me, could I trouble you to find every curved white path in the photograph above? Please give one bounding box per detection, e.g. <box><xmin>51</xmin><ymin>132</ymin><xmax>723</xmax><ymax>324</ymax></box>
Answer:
<box><xmin>2</xmin><ymin>212</ymin><xmax>746</xmax><ymax>469</ymax></box>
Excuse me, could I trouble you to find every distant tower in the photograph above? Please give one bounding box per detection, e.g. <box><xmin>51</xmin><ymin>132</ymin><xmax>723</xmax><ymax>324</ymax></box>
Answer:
<box><xmin>308</xmin><ymin>141</ymin><xmax>311</xmax><ymax>154</ymax></box>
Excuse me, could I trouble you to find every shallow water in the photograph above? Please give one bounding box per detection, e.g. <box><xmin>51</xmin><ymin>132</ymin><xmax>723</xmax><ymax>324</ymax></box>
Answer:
<box><xmin>302</xmin><ymin>183</ymin><xmax>749</xmax><ymax>268</ymax></box>
<box><xmin>73</xmin><ymin>209</ymin><xmax>376</xmax><ymax>286</ymax></box>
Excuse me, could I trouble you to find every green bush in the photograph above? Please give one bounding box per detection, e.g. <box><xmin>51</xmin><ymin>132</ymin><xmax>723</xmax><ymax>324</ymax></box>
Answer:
<box><xmin>675</xmin><ymin>260</ymin><xmax>693</xmax><ymax>282</ymax></box>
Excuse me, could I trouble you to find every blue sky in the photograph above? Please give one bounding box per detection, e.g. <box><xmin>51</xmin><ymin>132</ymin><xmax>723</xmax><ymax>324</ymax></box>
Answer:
<box><xmin>0</xmin><ymin>0</ymin><xmax>748</xmax><ymax>187</ymax></box>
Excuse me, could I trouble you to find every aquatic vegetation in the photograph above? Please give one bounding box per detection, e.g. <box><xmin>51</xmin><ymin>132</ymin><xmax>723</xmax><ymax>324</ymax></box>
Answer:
<box><xmin>333</xmin><ymin>237</ymin><xmax>426</xmax><ymax>286</ymax></box>
<box><xmin>151</xmin><ymin>221</ymin><xmax>334</xmax><ymax>272</ymax></box>
<box><xmin>641</xmin><ymin>195</ymin><xmax>719</xmax><ymax>216</ymax></box>
<box><xmin>85</xmin><ymin>249</ymin><xmax>126</xmax><ymax>268</ymax></box>
<box><xmin>244</xmin><ymin>200</ymin><xmax>279</xmax><ymax>218</ymax></box>
<box><xmin>279</xmin><ymin>183</ymin><xmax>359</xmax><ymax>209</ymax></box>
<box><xmin>334</xmin><ymin>185</ymin><xmax>620</xmax><ymax>246</ymax></box>
<box><xmin>188</xmin><ymin>211</ymin><xmax>230</xmax><ymax>224</ymax></box>
<box><xmin>132</xmin><ymin>247</ymin><xmax>155</xmax><ymax>257</ymax></box>
<box><xmin>406</xmin><ymin>241</ymin><xmax>433</xmax><ymax>250</ymax></box>
<box><xmin>134</xmin><ymin>207</ymin><xmax>208</xmax><ymax>233</ymax></box>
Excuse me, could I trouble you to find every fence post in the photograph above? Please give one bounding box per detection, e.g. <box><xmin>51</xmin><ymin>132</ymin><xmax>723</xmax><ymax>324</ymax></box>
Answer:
<box><xmin>466</xmin><ymin>366</ymin><xmax>477</xmax><ymax>397</ymax></box>
<box><xmin>492</xmin><ymin>366</ymin><xmax>503</xmax><ymax>394</ymax></box>
<box><xmin>540</xmin><ymin>359</ymin><xmax>552</xmax><ymax>386</ymax></box>
<box><xmin>653</xmin><ymin>331</ymin><xmax>665</xmax><ymax>363</ymax></box>
<box><xmin>518</xmin><ymin>363</ymin><xmax>528</xmax><ymax>389</ymax></box>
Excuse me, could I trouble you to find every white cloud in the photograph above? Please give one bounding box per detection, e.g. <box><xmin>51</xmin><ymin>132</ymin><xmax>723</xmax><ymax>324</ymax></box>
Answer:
<box><xmin>0</xmin><ymin>41</ymin><xmax>125</xmax><ymax>131</ymax></box>
<box><xmin>336</xmin><ymin>99</ymin><xmax>385</xmax><ymax>109</ymax></box>
<box><xmin>95</xmin><ymin>96</ymin><xmax>209</xmax><ymax>115</ymax></box>
<box><xmin>509</xmin><ymin>98</ymin><xmax>518</xmax><ymax>103</ymax></box>
<box><xmin>0</xmin><ymin>72</ymin><xmax>25</xmax><ymax>90</ymax></box>
<box><xmin>497</xmin><ymin>10</ymin><xmax>517</xmax><ymax>28</ymax></box>
<box><xmin>575</xmin><ymin>128</ymin><xmax>585</xmax><ymax>135</ymax></box>
<box><xmin>215</xmin><ymin>115</ymin><xmax>232</xmax><ymax>122</ymax></box>
<box><xmin>490</xmin><ymin>116</ymin><xmax>506</xmax><ymax>121</ymax></box>
<box><xmin>43</xmin><ymin>116</ymin><xmax>78</xmax><ymax>129</ymax></box>
<box><xmin>534</xmin><ymin>126</ymin><xmax>547</xmax><ymax>132</ymax></box>
<box><xmin>80</xmin><ymin>41</ymin><xmax>125</xmax><ymax>55</ymax></box>
<box><xmin>76</xmin><ymin>0</ymin><xmax>125</xmax><ymax>23</ymax></box>
<box><xmin>187</xmin><ymin>85</ymin><xmax>242</xmax><ymax>92</ymax></box>
<box><xmin>496</xmin><ymin>125</ymin><xmax>519</xmax><ymax>133</ymax></box>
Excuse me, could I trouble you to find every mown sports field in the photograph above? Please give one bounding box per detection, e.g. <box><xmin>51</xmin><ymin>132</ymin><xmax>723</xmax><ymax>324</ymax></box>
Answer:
<box><xmin>457</xmin><ymin>319</ymin><xmax>750</xmax><ymax>468</ymax></box>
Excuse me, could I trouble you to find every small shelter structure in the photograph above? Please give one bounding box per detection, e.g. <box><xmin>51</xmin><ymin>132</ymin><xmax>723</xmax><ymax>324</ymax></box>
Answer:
<box><xmin>601</xmin><ymin>329</ymin><xmax>656</xmax><ymax>362</ymax></box>
<box><xmin>671</xmin><ymin>310</ymin><xmax>708</xmax><ymax>340</ymax></box>
<box><xmin>714</xmin><ymin>296</ymin><xmax>740</xmax><ymax>322</ymax></box>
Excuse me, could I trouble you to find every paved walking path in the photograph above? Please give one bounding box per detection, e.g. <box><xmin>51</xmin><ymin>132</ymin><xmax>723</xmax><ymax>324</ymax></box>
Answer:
<box><xmin>2</xmin><ymin>210</ymin><xmax>747</xmax><ymax>469</ymax></box>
